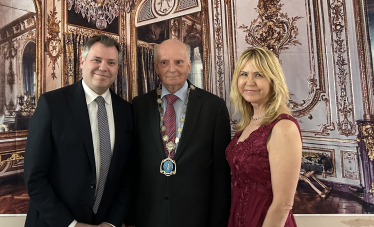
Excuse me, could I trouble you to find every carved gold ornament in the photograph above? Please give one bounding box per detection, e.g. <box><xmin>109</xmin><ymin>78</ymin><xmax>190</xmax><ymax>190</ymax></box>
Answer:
<box><xmin>357</xmin><ymin>123</ymin><xmax>374</xmax><ymax>161</ymax></box>
<box><xmin>239</xmin><ymin>0</ymin><xmax>302</xmax><ymax>57</ymax></box>
<box><xmin>330</xmin><ymin>0</ymin><xmax>356</xmax><ymax>137</ymax></box>
<box><xmin>371</xmin><ymin>182</ymin><xmax>374</xmax><ymax>195</ymax></box>
<box><xmin>46</xmin><ymin>7</ymin><xmax>61</xmax><ymax>80</ymax></box>
<box><xmin>5</xmin><ymin>41</ymin><xmax>17</xmax><ymax>93</ymax></box>
<box><xmin>0</xmin><ymin>152</ymin><xmax>25</xmax><ymax>173</ymax></box>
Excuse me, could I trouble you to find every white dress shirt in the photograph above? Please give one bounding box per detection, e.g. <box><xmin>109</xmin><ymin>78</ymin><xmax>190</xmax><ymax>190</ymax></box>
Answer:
<box><xmin>160</xmin><ymin>81</ymin><xmax>188</xmax><ymax>153</ymax></box>
<box><xmin>69</xmin><ymin>80</ymin><xmax>115</xmax><ymax>227</ymax></box>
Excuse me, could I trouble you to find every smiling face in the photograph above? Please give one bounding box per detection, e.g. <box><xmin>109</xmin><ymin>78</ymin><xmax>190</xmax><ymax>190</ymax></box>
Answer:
<box><xmin>154</xmin><ymin>39</ymin><xmax>191</xmax><ymax>94</ymax></box>
<box><xmin>238</xmin><ymin>59</ymin><xmax>271</xmax><ymax>106</ymax></box>
<box><xmin>80</xmin><ymin>42</ymin><xmax>119</xmax><ymax>95</ymax></box>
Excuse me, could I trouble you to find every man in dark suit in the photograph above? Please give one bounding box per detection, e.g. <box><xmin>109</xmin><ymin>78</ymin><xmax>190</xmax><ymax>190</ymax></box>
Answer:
<box><xmin>127</xmin><ymin>39</ymin><xmax>231</xmax><ymax>227</ymax></box>
<box><xmin>24</xmin><ymin>35</ymin><xmax>133</xmax><ymax>227</ymax></box>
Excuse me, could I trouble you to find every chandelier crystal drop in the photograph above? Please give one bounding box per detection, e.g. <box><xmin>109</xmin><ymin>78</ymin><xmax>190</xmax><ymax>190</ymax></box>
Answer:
<box><xmin>67</xmin><ymin>0</ymin><xmax>135</xmax><ymax>30</ymax></box>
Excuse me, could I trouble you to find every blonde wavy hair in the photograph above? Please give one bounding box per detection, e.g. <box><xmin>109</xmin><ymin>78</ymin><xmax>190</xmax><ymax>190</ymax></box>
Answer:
<box><xmin>230</xmin><ymin>47</ymin><xmax>290</xmax><ymax>131</ymax></box>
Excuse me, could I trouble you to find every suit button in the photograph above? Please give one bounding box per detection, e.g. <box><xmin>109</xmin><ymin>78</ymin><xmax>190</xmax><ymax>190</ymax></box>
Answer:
<box><xmin>164</xmin><ymin>197</ymin><xmax>168</xmax><ymax>201</ymax></box>
<box><xmin>90</xmin><ymin>183</ymin><xmax>95</xmax><ymax>189</ymax></box>
<box><xmin>85</xmin><ymin>206</ymin><xmax>91</xmax><ymax>211</ymax></box>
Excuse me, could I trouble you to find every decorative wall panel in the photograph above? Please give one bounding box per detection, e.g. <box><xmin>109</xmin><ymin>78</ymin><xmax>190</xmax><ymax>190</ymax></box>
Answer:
<box><xmin>328</xmin><ymin>0</ymin><xmax>356</xmax><ymax>137</ymax></box>
<box><xmin>340</xmin><ymin>149</ymin><xmax>360</xmax><ymax>180</ymax></box>
<box><xmin>138</xmin><ymin>0</ymin><xmax>156</xmax><ymax>22</ymax></box>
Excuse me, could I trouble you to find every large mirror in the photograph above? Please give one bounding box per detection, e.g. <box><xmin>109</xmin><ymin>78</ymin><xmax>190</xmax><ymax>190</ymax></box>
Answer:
<box><xmin>130</xmin><ymin>0</ymin><xmax>210</xmax><ymax>98</ymax></box>
<box><xmin>0</xmin><ymin>0</ymin><xmax>41</xmax><ymax>214</ymax></box>
<box><xmin>0</xmin><ymin>1</ymin><xmax>39</xmax><ymax>134</ymax></box>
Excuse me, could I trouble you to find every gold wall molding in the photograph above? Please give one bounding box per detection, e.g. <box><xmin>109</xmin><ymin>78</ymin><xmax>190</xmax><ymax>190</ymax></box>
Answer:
<box><xmin>302</xmin><ymin>135</ymin><xmax>356</xmax><ymax>144</ymax></box>
<box><xmin>357</xmin><ymin>122</ymin><xmax>374</xmax><ymax>161</ymax></box>
<box><xmin>328</xmin><ymin>0</ymin><xmax>356</xmax><ymax>137</ymax></box>
<box><xmin>211</xmin><ymin>0</ymin><xmax>225</xmax><ymax>99</ymax></box>
<box><xmin>225</xmin><ymin>0</ymin><xmax>235</xmax><ymax>85</ymax></box>
<box><xmin>200</xmin><ymin>0</ymin><xmax>210</xmax><ymax>92</ymax></box>
<box><xmin>137</xmin><ymin>40</ymin><xmax>157</xmax><ymax>49</ymax></box>
<box><xmin>120</xmin><ymin>8</ymin><xmax>128</xmax><ymax>100</ymax></box>
<box><xmin>0</xmin><ymin>131</ymin><xmax>28</xmax><ymax>139</ymax></box>
<box><xmin>340</xmin><ymin>149</ymin><xmax>360</xmax><ymax>181</ymax></box>
<box><xmin>353</xmin><ymin>0</ymin><xmax>374</xmax><ymax>120</ymax></box>
<box><xmin>0</xmin><ymin>12</ymin><xmax>36</xmax><ymax>45</ymax></box>
<box><xmin>66</xmin><ymin>25</ymin><xmax>120</xmax><ymax>40</ymax></box>
<box><xmin>35</xmin><ymin>0</ymin><xmax>44</xmax><ymax>97</ymax></box>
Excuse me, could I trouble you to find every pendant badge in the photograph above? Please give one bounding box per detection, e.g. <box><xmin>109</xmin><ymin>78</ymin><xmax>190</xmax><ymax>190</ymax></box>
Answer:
<box><xmin>160</xmin><ymin>157</ymin><xmax>177</xmax><ymax>176</ymax></box>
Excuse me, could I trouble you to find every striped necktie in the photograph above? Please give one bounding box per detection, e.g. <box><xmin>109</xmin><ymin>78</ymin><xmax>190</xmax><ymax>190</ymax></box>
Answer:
<box><xmin>162</xmin><ymin>94</ymin><xmax>178</xmax><ymax>159</ymax></box>
<box><xmin>93</xmin><ymin>96</ymin><xmax>111</xmax><ymax>214</ymax></box>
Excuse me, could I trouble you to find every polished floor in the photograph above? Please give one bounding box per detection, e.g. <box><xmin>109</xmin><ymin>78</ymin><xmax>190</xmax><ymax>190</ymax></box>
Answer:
<box><xmin>293</xmin><ymin>181</ymin><xmax>366</xmax><ymax>214</ymax></box>
<box><xmin>0</xmin><ymin>173</ymin><xmax>372</xmax><ymax>215</ymax></box>
<box><xmin>0</xmin><ymin>173</ymin><xmax>29</xmax><ymax>214</ymax></box>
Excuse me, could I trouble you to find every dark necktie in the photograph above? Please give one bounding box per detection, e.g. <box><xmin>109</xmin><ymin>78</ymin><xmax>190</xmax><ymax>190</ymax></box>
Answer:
<box><xmin>162</xmin><ymin>94</ymin><xmax>178</xmax><ymax>159</ymax></box>
<box><xmin>93</xmin><ymin>96</ymin><xmax>111</xmax><ymax>214</ymax></box>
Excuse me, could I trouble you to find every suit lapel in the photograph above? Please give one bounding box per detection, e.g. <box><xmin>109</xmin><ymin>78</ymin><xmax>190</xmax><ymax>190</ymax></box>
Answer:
<box><xmin>148</xmin><ymin>90</ymin><xmax>167</xmax><ymax>159</ymax></box>
<box><xmin>174</xmin><ymin>88</ymin><xmax>201</xmax><ymax>161</ymax></box>
<box><xmin>110</xmin><ymin>91</ymin><xmax>120</xmax><ymax>164</ymax></box>
<box><xmin>68</xmin><ymin>81</ymin><xmax>96</xmax><ymax>174</ymax></box>
<box><xmin>107</xmin><ymin>91</ymin><xmax>123</xmax><ymax>179</ymax></box>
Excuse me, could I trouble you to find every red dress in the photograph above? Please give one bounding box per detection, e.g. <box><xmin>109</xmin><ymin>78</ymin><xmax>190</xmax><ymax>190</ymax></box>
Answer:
<box><xmin>225</xmin><ymin>114</ymin><xmax>299</xmax><ymax>227</ymax></box>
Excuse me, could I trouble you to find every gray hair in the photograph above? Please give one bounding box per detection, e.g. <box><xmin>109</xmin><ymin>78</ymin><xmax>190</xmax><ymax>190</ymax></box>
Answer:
<box><xmin>81</xmin><ymin>35</ymin><xmax>122</xmax><ymax>63</ymax></box>
<box><xmin>153</xmin><ymin>42</ymin><xmax>191</xmax><ymax>62</ymax></box>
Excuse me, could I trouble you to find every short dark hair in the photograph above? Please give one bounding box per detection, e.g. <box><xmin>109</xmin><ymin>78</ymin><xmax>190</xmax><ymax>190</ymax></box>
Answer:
<box><xmin>81</xmin><ymin>35</ymin><xmax>122</xmax><ymax>63</ymax></box>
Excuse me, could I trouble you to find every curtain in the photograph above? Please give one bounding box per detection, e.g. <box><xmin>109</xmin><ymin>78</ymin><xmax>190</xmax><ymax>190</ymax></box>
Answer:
<box><xmin>137</xmin><ymin>41</ymin><xmax>158</xmax><ymax>96</ymax></box>
<box><xmin>64</xmin><ymin>33</ymin><xmax>87</xmax><ymax>86</ymax></box>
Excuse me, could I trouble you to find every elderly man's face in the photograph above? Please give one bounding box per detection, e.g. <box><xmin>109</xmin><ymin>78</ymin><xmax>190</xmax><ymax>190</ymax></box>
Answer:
<box><xmin>154</xmin><ymin>39</ymin><xmax>191</xmax><ymax>93</ymax></box>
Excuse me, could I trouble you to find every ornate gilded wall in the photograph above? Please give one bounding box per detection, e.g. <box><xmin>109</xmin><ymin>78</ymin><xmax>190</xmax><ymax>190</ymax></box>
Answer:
<box><xmin>211</xmin><ymin>0</ymin><xmax>373</xmax><ymax>186</ymax></box>
<box><xmin>0</xmin><ymin>0</ymin><xmax>373</xmax><ymax>216</ymax></box>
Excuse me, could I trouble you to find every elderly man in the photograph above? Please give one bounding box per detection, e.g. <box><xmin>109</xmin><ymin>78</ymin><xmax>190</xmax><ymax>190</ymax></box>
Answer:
<box><xmin>24</xmin><ymin>35</ymin><xmax>133</xmax><ymax>227</ymax></box>
<box><xmin>127</xmin><ymin>39</ymin><xmax>231</xmax><ymax>227</ymax></box>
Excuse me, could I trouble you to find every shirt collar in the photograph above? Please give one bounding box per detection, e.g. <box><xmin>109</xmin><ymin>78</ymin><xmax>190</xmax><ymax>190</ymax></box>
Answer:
<box><xmin>161</xmin><ymin>81</ymin><xmax>188</xmax><ymax>102</ymax></box>
<box><xmin>82</xmin><ymin>79</ymin><xmax>111</xmax><ymax>105</ymax></box>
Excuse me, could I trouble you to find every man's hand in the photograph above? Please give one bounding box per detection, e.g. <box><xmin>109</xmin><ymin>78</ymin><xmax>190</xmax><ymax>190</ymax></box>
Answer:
<box><xmin>75</xmin><ymin>223</ymin><xmax>98</xmax><ymax>227</ymax></box>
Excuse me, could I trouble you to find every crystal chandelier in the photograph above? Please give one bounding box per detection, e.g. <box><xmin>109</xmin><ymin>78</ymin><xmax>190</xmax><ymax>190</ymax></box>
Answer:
<box><xmin>67</xmin><ymin>0</ymin><xmax>135</xmax><ymax>30</ymax></box>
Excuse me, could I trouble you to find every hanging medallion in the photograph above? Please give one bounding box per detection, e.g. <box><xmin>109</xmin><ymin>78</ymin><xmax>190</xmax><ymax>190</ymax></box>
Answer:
<box><xmin>160</xmin><ymin>157</ymin><xmax>177</xmax><ymax>176</ymax></box>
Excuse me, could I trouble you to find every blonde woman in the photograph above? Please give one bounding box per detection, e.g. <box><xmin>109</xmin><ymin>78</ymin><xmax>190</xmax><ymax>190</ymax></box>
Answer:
<box><xmin>226</xmin><ymin>47</ymin><xmax>301</xmax><ymax>227</ymax></box>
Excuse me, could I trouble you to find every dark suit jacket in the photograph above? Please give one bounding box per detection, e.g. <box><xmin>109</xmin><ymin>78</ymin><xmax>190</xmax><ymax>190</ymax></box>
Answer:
<box><xmin>24</xmin><ymin>80</ymin><xmax>133</xmax><ymax>227</ymax></box>
<box><xmin>130</xmin><ymin>84</ymin><xmax>231</xmax><ymax>227</ymax></box>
